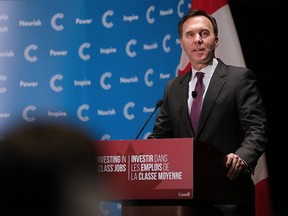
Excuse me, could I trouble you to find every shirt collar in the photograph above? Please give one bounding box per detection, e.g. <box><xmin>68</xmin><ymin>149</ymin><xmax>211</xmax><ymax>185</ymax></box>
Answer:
<box><xmin>191</xmin><ymin>58</ymin><xmax>218</xmax><ymax>79</ymax></box>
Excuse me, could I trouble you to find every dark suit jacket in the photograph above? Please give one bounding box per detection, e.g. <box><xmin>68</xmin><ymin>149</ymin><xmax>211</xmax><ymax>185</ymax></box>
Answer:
<box><xmin>149</xmin><ymin>58</ymin><xmax>268</xmax><ymax>173</ymax></box>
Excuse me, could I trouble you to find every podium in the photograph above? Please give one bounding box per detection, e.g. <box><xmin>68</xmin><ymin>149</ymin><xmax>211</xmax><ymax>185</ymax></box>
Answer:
<box><xmin>95</xmin><ymin>138</ymin><xmax>254</xmax><ymax>215</ymax></box>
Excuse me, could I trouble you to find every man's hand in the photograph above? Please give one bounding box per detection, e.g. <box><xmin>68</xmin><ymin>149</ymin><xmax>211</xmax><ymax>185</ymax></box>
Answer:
<box><xmin>225</xmin><ymin>153</ymin><xmax>246</xmax><ymax>181</ymax></box>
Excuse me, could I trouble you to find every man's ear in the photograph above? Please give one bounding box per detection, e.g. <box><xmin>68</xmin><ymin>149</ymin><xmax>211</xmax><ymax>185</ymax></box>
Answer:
<box><xmin>215</xmin><ymin>36</ymin><xmax>219</xmax><ymax>47</ymax></box>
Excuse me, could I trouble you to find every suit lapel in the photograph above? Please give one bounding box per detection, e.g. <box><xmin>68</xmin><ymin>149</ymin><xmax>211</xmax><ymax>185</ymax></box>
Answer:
<box><xmin>177</xmin><ymin>71</ymin><xmax>195</xmax><ymax>136</ymax></box>
<box><xmin>197</xmin><ymin>60</ymin><xmax>227</xmax><ymax>136</ymax></box>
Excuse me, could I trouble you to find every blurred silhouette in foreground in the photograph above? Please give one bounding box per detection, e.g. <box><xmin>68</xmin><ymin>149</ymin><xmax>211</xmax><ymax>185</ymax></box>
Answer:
<box><xmin>0</xmin><ymin>122</ymin><xmax>102</xmax><ymax>215</ymax></box>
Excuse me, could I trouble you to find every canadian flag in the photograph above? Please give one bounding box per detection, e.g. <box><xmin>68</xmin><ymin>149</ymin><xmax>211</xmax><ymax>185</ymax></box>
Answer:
<box><xmin>178</xmin><ymin>0</ymin><xmax>274</xmax><ymax>215</ymax></box>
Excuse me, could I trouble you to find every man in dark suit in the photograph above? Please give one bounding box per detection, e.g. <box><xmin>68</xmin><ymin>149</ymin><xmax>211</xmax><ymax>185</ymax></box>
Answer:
<box><xmin>149</xmin><ymin>9</ymin><xmax>268</xmax><ymax>215</ymax></box>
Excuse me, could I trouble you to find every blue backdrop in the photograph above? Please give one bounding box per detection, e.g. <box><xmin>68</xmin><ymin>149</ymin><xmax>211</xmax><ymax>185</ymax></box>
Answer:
<box><xmin>0</xmin><ymin>0</ymin><xmax>191</xmax><ymax>215</ymax></box>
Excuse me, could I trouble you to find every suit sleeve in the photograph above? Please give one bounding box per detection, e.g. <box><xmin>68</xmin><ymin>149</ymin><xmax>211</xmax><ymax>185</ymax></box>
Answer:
<box><xmin>234</xmin><ymin>69</ymin><xmax>268</xmax><ymax>173</ymax></box>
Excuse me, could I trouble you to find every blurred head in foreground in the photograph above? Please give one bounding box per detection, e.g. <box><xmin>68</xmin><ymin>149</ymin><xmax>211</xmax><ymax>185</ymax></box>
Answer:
<box><xmin>0</xmin><ymin>122</ymin><xmax>101</xmax><ymax>215</ymax></box>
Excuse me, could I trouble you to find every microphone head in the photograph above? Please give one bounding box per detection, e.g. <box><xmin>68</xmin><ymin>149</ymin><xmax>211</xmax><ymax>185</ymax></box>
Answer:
<box><xmin>156</xmin><ymin>100</ymin><xmax>163</xmax><ymax>108</ymax></box>
<box><xmin>192</xmin><ymin>91</ymin><xmax>197</xmax><ymax>98</ymax></box>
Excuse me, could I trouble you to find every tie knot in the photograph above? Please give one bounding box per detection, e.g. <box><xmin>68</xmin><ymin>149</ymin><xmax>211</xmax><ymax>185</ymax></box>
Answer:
<box><xmin>196</xmin><ymin>72</ymin><xmax>204</xmax><ymax>81</ymax></box>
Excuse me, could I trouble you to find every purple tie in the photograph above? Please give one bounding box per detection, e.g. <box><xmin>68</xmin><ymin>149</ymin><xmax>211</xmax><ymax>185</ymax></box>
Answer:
<box><xmin>190</xmin><ymin>72</ymin><xmax>204</xmax><ymax>133</ymax></box>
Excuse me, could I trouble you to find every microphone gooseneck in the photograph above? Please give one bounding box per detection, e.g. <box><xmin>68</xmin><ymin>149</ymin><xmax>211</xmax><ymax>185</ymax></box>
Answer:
<box><xmin>135</xmin><ymin>99</ymin><xmax>163</xmax><ymax>140</ymax></box>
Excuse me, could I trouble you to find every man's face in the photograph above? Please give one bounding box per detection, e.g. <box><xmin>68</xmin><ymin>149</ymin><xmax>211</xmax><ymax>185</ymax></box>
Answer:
<box><xmin>180</xmin><ymin>15</ymin><xmax>218</xmax><ymax>70</ymax></box>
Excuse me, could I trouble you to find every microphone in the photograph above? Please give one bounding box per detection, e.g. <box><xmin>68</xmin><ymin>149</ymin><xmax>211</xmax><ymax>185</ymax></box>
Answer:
<box><xmin>135</xmin><ymin>99</ymin><xmax>163</xmax><ymax>140</ymax></box>
<box><xmin>192</xmin><ymin>91</ymin><xmax>197</xmax><ymax>98</ymax></box>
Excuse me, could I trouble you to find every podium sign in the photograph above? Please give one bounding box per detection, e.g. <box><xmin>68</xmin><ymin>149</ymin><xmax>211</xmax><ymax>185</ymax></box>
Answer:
<box><xmin>95</xmin><ymin>138</ymin><xmax>193</xmax><ymax>200</ymax></box>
